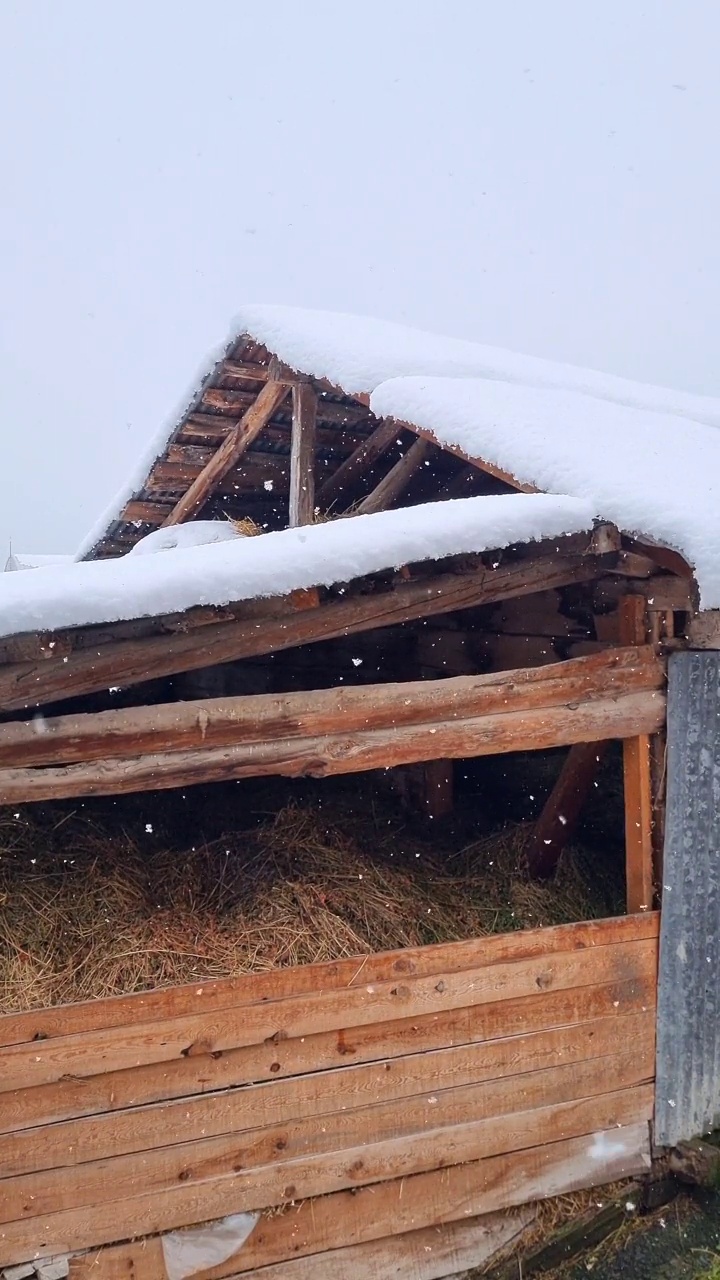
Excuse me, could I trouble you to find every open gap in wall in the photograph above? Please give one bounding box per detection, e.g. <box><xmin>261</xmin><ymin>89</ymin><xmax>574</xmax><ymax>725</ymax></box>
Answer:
<box><xmin>0</xmin><ymin>749</ymin><xmax>627</xmax><ymax>1013</ymax></box>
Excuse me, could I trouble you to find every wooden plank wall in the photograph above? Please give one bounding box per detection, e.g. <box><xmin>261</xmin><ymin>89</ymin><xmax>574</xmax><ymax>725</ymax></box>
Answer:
<box><xmin>0</xmin><ymin>914</ymin><xmax>659</xmax><ymax>1276</ymax></box>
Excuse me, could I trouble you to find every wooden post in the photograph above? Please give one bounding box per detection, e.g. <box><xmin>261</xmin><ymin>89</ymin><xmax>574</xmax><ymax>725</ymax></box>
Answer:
<box><xmin>620</xmin><ymin>597</ymin><xmax>655</xmax><ymax>913</ymax></box>
<box><xmin>289</xmin><ymin>384</ymin><xmax>317</xmax><ymax>527</ymax></box>
<box><xmin>527</xmin><ymin>742</ymin><xmax>607</xmax><ymax>879</ymax></box>
<box><xmin>422</xmin><ymin>759</ymin><xmax>454</xmax><ymax>820</ymax></box>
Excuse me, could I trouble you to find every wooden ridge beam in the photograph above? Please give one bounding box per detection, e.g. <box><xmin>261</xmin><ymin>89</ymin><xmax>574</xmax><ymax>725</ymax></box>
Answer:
<box><xmin>0</xmin><ymin>647</ymin><xmax>663</xmax><ymax>770</ymax></box>
<box><xmin>356</xmin><ymin>436</ymin><xmax>433</xmax><ymax>515</ymax></box>
<box><xmin>0</xmin><ymin>553</ymin><xmax>604</xmax><ymax>712</ymax></box>
<box><xmin>163</xmin><ymin>380</ymin><xmax>290</xmax><ymax>526</ymax></box>
<box><xmin>0</xmin><ymin>688</ymin><xmax>665</xmax><ymax>803</ymax></box>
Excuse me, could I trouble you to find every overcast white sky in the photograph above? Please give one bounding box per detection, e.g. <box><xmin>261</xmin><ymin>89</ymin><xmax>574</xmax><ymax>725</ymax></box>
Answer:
<box><xmin>1</xmin><ymin>0</ymin><xmax>718</xmax><ymax>556</ymax></box>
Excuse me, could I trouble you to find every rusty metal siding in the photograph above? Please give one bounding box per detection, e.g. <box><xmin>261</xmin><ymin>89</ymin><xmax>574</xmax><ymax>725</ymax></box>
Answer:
<box><xmin>655</xmin><ymin>650</ymin><xmax>720</xmax><ymax>1146</ymax></box>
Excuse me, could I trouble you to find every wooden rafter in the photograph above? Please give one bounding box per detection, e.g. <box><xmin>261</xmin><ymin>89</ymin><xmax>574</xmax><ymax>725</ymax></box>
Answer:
<box><xmin>0</xmin><ymin>552</ymin><xmax>605</xmax><ymax>712</ymax></box>
<box><xmin>317</xmin><ymin>418</ymin><xmax>400</xmax><ymax>510</ymax></box>
<box><xmin>356</xmin><ymin>437</ymin><xmax>433</xmax><ymax>515</ymax></box>
<box><xmin>389</xmin><ymin>417</ymin><xmax>538</xmax><ymax>494</ymax></box>
<box><xmin>289</xmin><ymin>384</ymin><xmax>318</xmax><ymax>526</ymax></box>
<box><xmin>527</xmin><ymin>742</ymin><xmax>608</xmax><ymax>879</ymax></box>
<box><xmin>162</xmin><ymin>380</ymin><xmax>290</xmax><ymax>526</ymax></box>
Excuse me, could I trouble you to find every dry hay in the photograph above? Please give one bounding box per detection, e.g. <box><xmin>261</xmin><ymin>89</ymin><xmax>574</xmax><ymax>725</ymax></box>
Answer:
<box><xmin>0</xmin><ymin>791</ymin><xmax>618</xmax><ymax>1010</ymax></box>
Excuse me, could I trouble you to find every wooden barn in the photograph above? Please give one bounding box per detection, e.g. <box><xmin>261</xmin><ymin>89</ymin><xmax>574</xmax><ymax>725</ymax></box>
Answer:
<box><xmin>0</xmin><ymin>306</ymin><xmax>718</xmax><ymax>1278</ymax></box>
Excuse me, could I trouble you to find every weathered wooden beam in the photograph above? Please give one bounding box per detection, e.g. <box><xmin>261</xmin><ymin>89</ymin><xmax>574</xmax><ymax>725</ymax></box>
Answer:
<box><xmin>389</xmin><ymin>417</ymin><xmax>538</xmax><ymax>494</ymax></box>
<box><xmin>356</xmin><ymin>437</ymin><xmax>433</xmax><ymax>515</ymax></box>
<box><xmin>317</xmin><ymin>418</ymin><xmax>400</xmax><ymax>510</ymax></box>
<box><xmin>0</xmin><ymin>688</ymin><xmax>665</xmax><ymax>803</ymax></box>
<box><xmin>0</xmin><ymin>647</ymin><xmax>663</xmax><ymax>770</ymax></box>
<box><xmin>289</xmin><ymin>384</ymin><xmax>318</xmax><ymax>526</ymax></box>
<box><xmin>219</xmin><ymin>359</ymin><xmax>269</xmax><ymax>381</ymax></box>
<box><xmin>625</xmin><ymin>536</ymin><xmax>694</xmax><ymax>579</ymax></box>
<box><xmin>620</xmin><ymin>597</ymin><xmax>656</xmax><ymax>913</ymax></box>
<box><xmin>162</xmin><ymin>380</ymin><xmax>290</xmax><ymax>526</ymax></box>
<box><xmin>0</xmin><ymin>554</ymin><xmax>605</xmax><ymax>712</ymax></box>
<box><xmin>526</xmin><ymin>742</ymin><xmax>608</xmax><ymax>879</ymax></box>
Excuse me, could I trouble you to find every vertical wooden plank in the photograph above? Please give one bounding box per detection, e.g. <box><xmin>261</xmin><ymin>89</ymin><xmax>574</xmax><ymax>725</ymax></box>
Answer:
<box><xmin>620</xmin><ymin>597</ymin><xmax>654</xmax><ymax>913</ymax></box>
<box><xmin>289</xmin><ymin>383</ymin><xmax>317</xmax><ymax>526</ymax></box>
<box><xmin>422</xmin><ymin>758</ymin><xmax>454</xmax><ymax>819</ymax></box>
<box><xmin>527</xmin><ymin>742</ymin><xmax>607</xmax><ymax>879</ymax></box>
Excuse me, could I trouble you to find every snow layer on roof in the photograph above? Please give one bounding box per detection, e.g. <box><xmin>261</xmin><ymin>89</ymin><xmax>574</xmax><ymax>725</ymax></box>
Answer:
<box><xmin>75</xmin><ymin>304</ymin><xmax>720</xmax><ymax>562</ymax></box>
<box><xmin>371</xmin><ymin>376</ymin><xmax>720</xmax><ymax>608</ymax></box>
<box><xmin>0</xmin><ymin>494</ymin><xmax>594</xmax><ymax>640</ymax></box>
<box><xmin>129</xmin><ymin>521</ymin><xmax>247</xmax><ymax>556</ymax></box>
<box><xmin>233</xmin><ymin>305</ymin><xmax>720</xmax><ymax>426</ymax></box>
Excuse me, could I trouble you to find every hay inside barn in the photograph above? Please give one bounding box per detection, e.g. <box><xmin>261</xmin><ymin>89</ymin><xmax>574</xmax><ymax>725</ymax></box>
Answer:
<box><xmin>0</xmin><ymin>759</ymin><xmax>625</xmax><ymax>1011</ymax></box>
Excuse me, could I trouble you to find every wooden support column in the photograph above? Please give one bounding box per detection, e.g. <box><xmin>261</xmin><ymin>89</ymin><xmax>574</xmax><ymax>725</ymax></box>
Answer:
<box><xmin>289</xmin><ymin>383</ymin><xmax>317</xmax><ymax>526</ymax></box>
<box><xmin>422</xmin><ymin>759</ymin><xmax>454</xmax><ymax>819</ymax></box>
<box><xmin>620</xmin><ymin>596</ymin><xmax>655</xmax><ymax>913</ymax></box>
<box><xmin>356</xmin><ymin>437</ymin><xmax>433</xmax><ymax>516</ymax></box>
<box><xmin>527</xmin><ymin>742</ymin><xmax>607</xmax><ymax>879</ymax></box>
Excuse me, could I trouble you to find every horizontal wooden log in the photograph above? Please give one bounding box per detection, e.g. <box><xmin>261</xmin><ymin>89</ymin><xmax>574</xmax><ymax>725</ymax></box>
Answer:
<box><xmin>66</xmin><ymin>1125</ymin><xmax>649</xmax><ymax>1280</ymax></box>
<box><xmin>3</xmin><ymin>1010</ymin><xmax>654</xmax><ymax>1178</ymax></box>
<box><xmin>0</xmin><ymin>911</ymin><xmax>658</xmax><ymax>1050</ymax></box>
<box><xmin>218</xmin><ymin>359</ymin><xmax>269</xmax><ymax>382</ymax></box>
<box><xmin>179</xmin><ymin>414</ymin><xmax>369</xmax><ymax>454</ymax></box>
<box><xmin>0</xmin><ymin>1056</ymin><xmax>653</xmax><ymax>1225</ymax></box>
<box><xmin>0</xmin><ymin>687</ymin><xmax>665</xmax><ymax>803</ymax></box>
<box><xmin>0</xmin><ymin>647</ymin><xmax>663</xmax><ymax>769</ymax></box>
<box><xmin>0</xmin><ymin>1096</ymin><xmax>652</xmax><ymax>1265</ymax></box>
<box><xmin>0</xmin><ymin>934</ymin><xmax>658</xmax><ymax>1092</ymax></box>
<box><xmin>0</xmin><ymin>552</ymin><xmax>605</xmax><ymax>712</ymax></box>
<box><xmin>0</xmin><ymin>975</ymin><xmax>655</xmax><ymax>1135</ymax></box>
<box><xmin>147</xmin><ymin>455</ymin><xmax>291</xmax><ymax>496</ymax></box>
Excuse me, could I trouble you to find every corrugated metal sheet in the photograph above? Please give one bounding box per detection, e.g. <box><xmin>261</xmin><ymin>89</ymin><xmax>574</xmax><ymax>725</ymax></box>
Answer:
<box><xmin>655</xmin><ymin>650</ymin><xmax>720</xmax><ymax>1145</ymax></box>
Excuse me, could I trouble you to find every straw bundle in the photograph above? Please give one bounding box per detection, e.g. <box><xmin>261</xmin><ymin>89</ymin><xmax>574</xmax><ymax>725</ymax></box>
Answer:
<box><xmin>0</xmin><ymin>790</ymin><xmax>620</xmax><ymax>1012</ymax></box>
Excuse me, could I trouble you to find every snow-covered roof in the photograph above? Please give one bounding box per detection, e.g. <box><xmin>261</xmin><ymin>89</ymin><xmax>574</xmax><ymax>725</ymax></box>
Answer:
<box><xmin>76</xmin><ymin>304</ymin><xmax>720</xmax><ymax>564</ymax></box>
<box><xmin>0</xmin><ymin>494</ymin><xmax>593</xmax><ymax>639</ymax></box>
<box><xmin>230</xmin><ymin>305</ymin><xmax>720</xmax><ymax>426</ymax></box>
<box><xmin>370</xmin><ymin>377</ymin><xmax>720</xmax><ymax>609</ymax></box>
